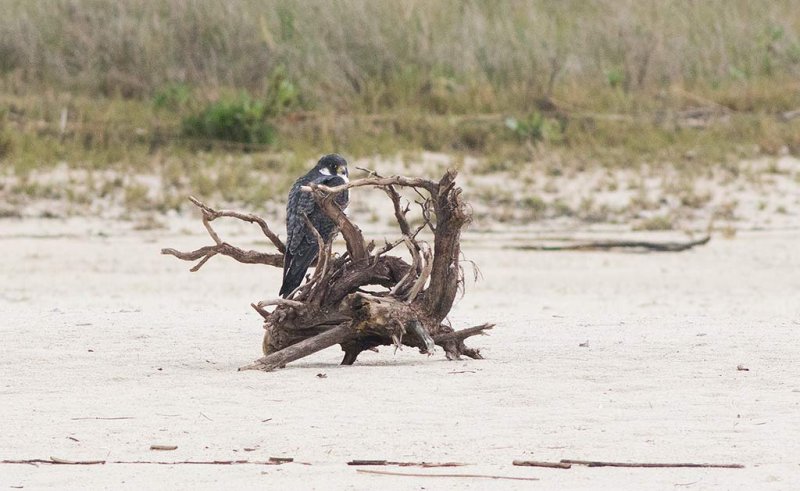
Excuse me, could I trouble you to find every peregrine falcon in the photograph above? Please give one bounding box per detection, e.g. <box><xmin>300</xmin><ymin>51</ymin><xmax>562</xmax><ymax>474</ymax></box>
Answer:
<box><xmin>279</xmin><ymin>154</ymin><xmax>350</xmax><ymax>297</ymax></box>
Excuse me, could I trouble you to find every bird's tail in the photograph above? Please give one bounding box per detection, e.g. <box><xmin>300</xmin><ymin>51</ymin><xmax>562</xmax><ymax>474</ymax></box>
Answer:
<box><xmin>279</xmin><ymin>251</ymin><xmax>317</xmax><ymax>297</ymax></box>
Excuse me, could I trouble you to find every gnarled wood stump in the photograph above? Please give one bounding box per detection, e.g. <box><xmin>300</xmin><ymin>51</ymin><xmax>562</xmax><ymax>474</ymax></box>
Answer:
<box><xmin>162</xmin><ymin>169</ymin><xmax>492</xmax><ymax>372</ymax></box>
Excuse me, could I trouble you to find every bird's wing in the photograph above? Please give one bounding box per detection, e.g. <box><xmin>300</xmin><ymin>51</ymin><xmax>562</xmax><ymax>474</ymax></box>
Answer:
<box><xmin>286</xmin><ymin>173</ymin><xmax>349</xmax><ymax>253</ymax></box>
<box><xmin>286</xmin><ymin>180</ymin><xmax>319</xmax><ymax>254</ymax></box>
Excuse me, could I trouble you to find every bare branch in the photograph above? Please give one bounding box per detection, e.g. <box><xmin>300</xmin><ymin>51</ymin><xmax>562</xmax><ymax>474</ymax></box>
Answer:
<box><xmin>432</xmin><ymin>323</ymin><xmax>494</xmax><ymax>344</ymax></box>
<box><xmin>190</xmin><ymin>252</ymin><xmax>217</xmax><ymax>272</ymax></box>
<box><xmin>417</xmin><ymin>199</ymin><xmax>436</xmax><ymax>233</ymax></box>
<box><xmin>161</xmin><ymin>244</ymin><xmax>282</xmax><ymax>269</ymax></box>
<box><xmin>240</xmin><ymin>323</ymin><xmax>354</xmax><ymax>372</ymax></box>
<box><xmin>201</xmin><ymin>214</ymin><xmax>222</xmax><ymax>245</ymax></box>
<box><xmin>162</xmin><ymin>197</ymin><xmax>286</xmax><ymax>271</ymax></box>
<box><xmin>302</xmin><ymin>175</ymin><xmax>439</xmax><ymax>196</ymax></box>
<box><xmin>354</xmin><ymin>166</ymin><xmax>379</xmax><ymax>177</ymax></box>
<box><xmin>375</xmin><ymin>221</ymin><xmax>427</xmax><ymax>258</ymax></box>
<box><xmin>189</xmin><ymin>196</ymin><xmax>285</xmax><ymax>253</ymax></box>
<box><xmin>257</xmin><ymin>298</ymin><xmax>305</xmax><ymax>309</ymax></box>
<box><xmin>384</xmin><ymin>184</ymin><xmax>412</xmax><ymax>236</ymax></box>
<box><xmin>251</xmin><ymin>303</ymin><xmax>270</xmax><ymax>320</ymax></box>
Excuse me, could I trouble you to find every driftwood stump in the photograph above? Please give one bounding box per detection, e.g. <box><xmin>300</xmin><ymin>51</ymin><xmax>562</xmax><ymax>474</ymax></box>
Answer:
<box><xmin>162</xmin><ymin>169</ymin><xmax>492</xmax><ymax>371</ymax></box>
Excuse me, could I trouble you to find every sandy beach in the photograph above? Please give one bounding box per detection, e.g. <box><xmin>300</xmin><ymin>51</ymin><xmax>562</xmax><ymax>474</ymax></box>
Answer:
<box><xmin>1</xmin><ymin>215</ymin><xmax>798</xmax><ymax>490</ymax></box>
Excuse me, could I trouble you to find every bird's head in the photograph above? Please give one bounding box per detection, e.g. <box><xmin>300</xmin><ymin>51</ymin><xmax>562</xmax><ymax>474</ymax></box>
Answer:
<box><xmin>316</xmin><ymin>154</ymin><xmax>348</xmax><ymax>181</ymax></box>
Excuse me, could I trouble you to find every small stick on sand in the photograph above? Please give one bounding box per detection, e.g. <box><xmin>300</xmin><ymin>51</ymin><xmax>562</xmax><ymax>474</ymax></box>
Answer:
<box><xmin>348</xmin><ymin>460</ymin><xmax>467</xmax><ymax>467</ymax></box>
<box><xmin>268</xmin><ymin>457</ymin><xmax>294</xmax><ymax>464</ymax></box>
<box><xmin>513</xmin><ymin>460</ymin><xmax>572</xmax><ymax>469</ymax></box>
<box><xmin>348</xmin><ymin>460</ymin><xmax>388</xmax><ymax>465</ymax></box>
<box><xmin>561</xmin><ymin>459</ymin><xmax>744</xmax><ymax>469</ymax></box>
<box><xmin>1</xmin><ymin>458</ymin><xmax>104</xmax><ymax>465</ymax></box>
<box><xmin>150</xmin><ymin>445</ymin><xmax>178</xmax><ymax>451</ymax></box>
<box><xmin>50</xmin><ymin>457</ymin><xmax>106</xmax><ymax>465</ymax></box>
<box><xmin>1</xmin><ymin>459</ymin><xmax>289</xmax><ymax>466</ymax></box>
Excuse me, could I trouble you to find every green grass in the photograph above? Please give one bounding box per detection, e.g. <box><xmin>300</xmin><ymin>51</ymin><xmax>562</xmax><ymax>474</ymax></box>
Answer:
<box><xmin>3</xmin><ymin>0</ymin><xmax>800</xmax><ymax>114</ymax></box>
<box><xmin>2</xmin><ymin>91</ymin><xmax>800</xmax><ymax>212</ymax></box>
<box><xmin>3</xmin><ymin>0</ymin><xmax>800</xmax><ymax>220</ymax></box>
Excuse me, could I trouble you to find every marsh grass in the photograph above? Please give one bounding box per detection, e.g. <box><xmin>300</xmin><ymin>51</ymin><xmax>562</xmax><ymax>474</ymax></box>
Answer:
<box><xmin>3</xmin><ymin>0</ymin><xmax>800</xmax><ymax>220</ymax></box>
<box><xmin>3</xmin><ymin>0</ymin><xmax>800</xmax><ymax>112</ymax></box>
<box><xmin>3</xmin><ymin>1</ymin><xmax>800</xmax><ymax>164</ymax></box>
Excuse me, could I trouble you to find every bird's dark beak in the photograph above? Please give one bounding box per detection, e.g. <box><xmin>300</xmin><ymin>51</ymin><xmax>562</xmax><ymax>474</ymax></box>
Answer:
<box><xmin>336</xmin><ymin>165</ymin><xmax>347</xmax><ymax>176</ymax></box>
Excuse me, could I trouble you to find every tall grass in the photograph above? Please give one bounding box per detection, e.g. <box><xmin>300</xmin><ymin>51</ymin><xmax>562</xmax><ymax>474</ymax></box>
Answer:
<box><xmin>2</xmin><ymin>0</ymin><xmax>800</xmax><ymax>113</ymax></box>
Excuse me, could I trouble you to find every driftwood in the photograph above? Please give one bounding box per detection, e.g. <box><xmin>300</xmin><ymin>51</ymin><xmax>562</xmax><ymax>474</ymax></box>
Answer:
<box><xmin>560</xmin><ymin>459</ymin><xmax>744</xmax><ymax>469</ymax></box>
<box><xmin>509</xmin><ymin>235</ymin><xmax>710</xmax><ymax>253</ymax></box>
<box><xmin>513</xmin><ymin>458</ymin><xmax>743</xmax><ymax>469</ymax></box>
<box><xmin>1</xmin><ymin>458</ymin><xmax>296</xmax><ymax>466</ymax></box>
<box><xmin>150</xmin><ymin>445</ymin><xmax>178</xmax><ymax>451</ymax></box>
<box><xmin>513</xmin><ymin>460</ymin><xmax>572</xmax><ymax>469</ymax></box>
<box><xmin>163</xmin><ymin>170</ymin><xmax>492</xmax><ymax>371</ymax></box>
<box><xmin>347</xmin><ymin>460</ymin><xmax>467</xmax><ymax>467</ymax></box>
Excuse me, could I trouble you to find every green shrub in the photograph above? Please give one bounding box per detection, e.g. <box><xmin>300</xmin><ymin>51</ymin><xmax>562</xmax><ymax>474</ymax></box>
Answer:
<box><xmin>182</xmin><ymin>94</ymin><xmax>276</xmax><ymax>145</ymax></box>
<box><xmin>153</xmin><ymin>83</ymin><xmax>193</xmax><ymax>110</ymax></box>
<box><xmin>521</xmin><ymin>195</ymin><xmax>547</xmax><ymax>218</ymax></box>
<box><xmin>506</xmin><ymin>113</ymin><xmax>545</xmax><ymax>142</ymax></box>
<box><xmin>606</xmin><ymin>67</ymin><xmax>625</xmax><ymax>89</ymax></box>
<box><xmin>505</xmin><ymin>112</ymin><xmax>564</xmax><ymax>143</ymax></box>
<box><xmin>264</xmin><ymin>68</ymin><xmax>301</xmax><ymax>116</ymax></box>
<box><xmin>0</xmin><ymin>111</ymin><xmax>12</xmax><ymax>158</ymax></box>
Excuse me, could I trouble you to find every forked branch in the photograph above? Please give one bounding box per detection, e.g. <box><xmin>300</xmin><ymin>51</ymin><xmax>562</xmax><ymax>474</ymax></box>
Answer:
<box><xmin>161</xmin><ymin>198</ymin><xmax>284</xmax><ymax>271</ymax></box>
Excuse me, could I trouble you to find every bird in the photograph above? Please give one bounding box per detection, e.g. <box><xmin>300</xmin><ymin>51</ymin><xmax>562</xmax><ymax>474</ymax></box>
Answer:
<box><xmin>279</xmin><ymin>154</ymin><xmax>350</xmax><ymax>297</ymax></box>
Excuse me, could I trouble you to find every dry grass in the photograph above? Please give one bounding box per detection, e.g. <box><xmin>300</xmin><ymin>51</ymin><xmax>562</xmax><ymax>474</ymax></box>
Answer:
<box><xmin>3</xmin><ymin>0</ymin><xmax>800</xmax><ymax>170</ymax></box>
<box><xmin>2</xmin><ymin>0</ymin><xmax>800</xmax><ymax>113</ymax></box>
<box><xmin>2</xmin><ymin>0</ymin><xmax>800</xmax><ymax>225</ymax></box>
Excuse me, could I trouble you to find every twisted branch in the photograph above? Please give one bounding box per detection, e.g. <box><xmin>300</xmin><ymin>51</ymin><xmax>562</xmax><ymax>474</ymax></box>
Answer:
<box><xmin>161</xmin><ymin>198</ymin><xmax>284</xmax><ymax>270</ymax></box>
<box><xmin>164</xmin><ymin>170</ymin><xmax>488</xmax><ymax>372</ymax></box>
<box><xmin>189</xmin><ymin>196</ymin><xmax>285</xmax><ymax>252</ymax></box>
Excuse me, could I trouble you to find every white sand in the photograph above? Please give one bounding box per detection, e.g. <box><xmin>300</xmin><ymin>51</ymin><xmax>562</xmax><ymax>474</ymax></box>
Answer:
<box><xmin>1</xmin><ymin>217</ymin><xmax>799</xmax><ymax>490</ymax></box>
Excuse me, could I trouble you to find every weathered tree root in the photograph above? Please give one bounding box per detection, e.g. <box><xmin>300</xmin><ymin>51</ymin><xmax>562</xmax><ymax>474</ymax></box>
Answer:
<box><xmin>163</xmin><ymin>170</ymin><xmax>491</xmax><ymax>372</ymax></box>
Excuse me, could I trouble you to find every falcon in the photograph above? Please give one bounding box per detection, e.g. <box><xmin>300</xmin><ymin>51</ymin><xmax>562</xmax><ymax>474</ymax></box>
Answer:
<box><xmin>279</xmin><ymin>154</ymin><xmax>349</xmax><ymax>297</ymax></box>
